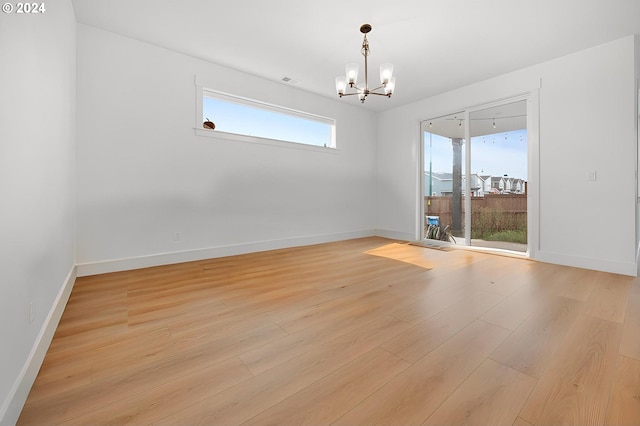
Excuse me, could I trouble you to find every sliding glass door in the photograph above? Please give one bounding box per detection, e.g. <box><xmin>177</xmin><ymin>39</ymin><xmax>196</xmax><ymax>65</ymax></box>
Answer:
<box><xmin>422</xmin><ymin>99</ymin><xmax>529</xmax><ymax>253</ymax></box>
<box><xmin>423</xmin><ymin>113</ymin><xmax>465</xmax><ymax>243</ymax></box>
<box><xmin>469</xmin><ymin>101</ymin><xmax>527</xmax><ymax>252</ymax></box>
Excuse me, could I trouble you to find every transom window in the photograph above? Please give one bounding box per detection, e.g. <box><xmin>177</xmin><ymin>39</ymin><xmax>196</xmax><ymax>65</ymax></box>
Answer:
<box><xmin>200</xmin><ymin>89</ymin><xmax>336</xmax><ymax>148</ymax></box>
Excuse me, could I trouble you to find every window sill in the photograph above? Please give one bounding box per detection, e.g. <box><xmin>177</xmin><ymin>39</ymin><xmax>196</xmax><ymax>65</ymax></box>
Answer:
<box><xmin>194</xmin><ymin>128</ymin><xmax>339</xmax><ymax>153</ymax></box>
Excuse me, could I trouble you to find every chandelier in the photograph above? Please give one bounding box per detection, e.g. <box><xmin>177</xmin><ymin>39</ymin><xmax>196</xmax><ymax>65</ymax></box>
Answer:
<box><xmin>335</xmin><ymin>24</ymin><xmax>395</xmax><ymax>103</ymax></box>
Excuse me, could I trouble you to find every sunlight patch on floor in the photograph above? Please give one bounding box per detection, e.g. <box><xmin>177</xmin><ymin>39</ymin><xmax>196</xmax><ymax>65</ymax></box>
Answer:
<box><xmin>365</xmin><ymin>243</ymin><xmax>435</xmax><ymax>270</ymax></box>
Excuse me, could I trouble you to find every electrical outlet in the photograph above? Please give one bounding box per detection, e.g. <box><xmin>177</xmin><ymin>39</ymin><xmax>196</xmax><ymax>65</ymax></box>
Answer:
<box><xmin>173</xmin><ymin>232</ymin><xmax>181</xmax><ymax>241</ymax></box>
<box><xmin>587</xmin><ymin>171</ymin><xmax>597</xmax><ymax>181</ymax></box>
<box><xmin>29</xmin><ymin>302</ymin><xmax>34</xmax><ymax>324</ymax></box>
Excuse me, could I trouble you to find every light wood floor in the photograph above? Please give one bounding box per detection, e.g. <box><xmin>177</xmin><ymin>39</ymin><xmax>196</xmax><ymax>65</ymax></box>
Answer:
<box><xmin>18</xmin><ymin>237</ymin><xmax>640</xmax><ymax>425</ymax></box>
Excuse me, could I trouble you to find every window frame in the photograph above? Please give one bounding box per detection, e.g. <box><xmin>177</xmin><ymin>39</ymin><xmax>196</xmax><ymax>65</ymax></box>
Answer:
<box><xmin>195</xmin><ymin>84</ymin><xmax>337</xmax><ymax>151</ymax></box>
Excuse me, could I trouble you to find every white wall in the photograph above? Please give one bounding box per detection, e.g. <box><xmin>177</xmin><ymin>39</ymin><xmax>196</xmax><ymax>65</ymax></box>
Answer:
<box><xmin>76</xmin><ymin>25</ymin><xmax>378</xmax><ymax>274</ymax></box>
<box><xmin>377</xmin><ymin>36</ymin><xmax>638</xmax><ymax>275</ymax></box>
<box><xmin>0</xmin><ymin>1</ymin><xmax>77</xmax><ymax>424</ymax></box>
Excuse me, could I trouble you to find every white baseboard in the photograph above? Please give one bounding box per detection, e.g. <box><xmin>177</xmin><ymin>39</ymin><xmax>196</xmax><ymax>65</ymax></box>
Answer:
<box><xmin>374</xmin><ymin>229</ymin><xmax>415</xmax><ymax>242</ymax></box>
<box><xmin>535</xmin><ymin>249</ymin><xmax>638</xmax><ymax>276</ymax></box>
<box><xmin>636</xmin><ymin>240</ymin><xmax>640</xmax><ymax>276</ymax></box>
<box><xmin>77</xmin><ymin>230</ymin><xmax>377</xmax><ymax>277</ymax></box>
<box><xmin>0</xmin><ymin>265</ymin><xmax>77</xmax><ymax>426</ymax></box>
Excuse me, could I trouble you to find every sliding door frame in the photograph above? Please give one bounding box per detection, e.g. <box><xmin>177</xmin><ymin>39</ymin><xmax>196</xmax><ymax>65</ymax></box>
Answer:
<box><xmin>419</xmin><ymin>91</ymin><xmax>540</xmax><ymax>258</ymax></box>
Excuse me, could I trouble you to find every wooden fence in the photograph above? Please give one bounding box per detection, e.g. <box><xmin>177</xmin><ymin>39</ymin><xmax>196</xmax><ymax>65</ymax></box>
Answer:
<box><xmin>425</xmin><ymin>194</ymin><xmax>527</xmax><ymax>233</ymax></box>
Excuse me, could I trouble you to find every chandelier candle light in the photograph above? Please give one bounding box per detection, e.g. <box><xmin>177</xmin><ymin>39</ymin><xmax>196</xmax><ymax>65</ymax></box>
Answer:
<box><xmin>335</xmin><ymin>24</ymin><xmax>395</xmax><ymax>103</ymax></box>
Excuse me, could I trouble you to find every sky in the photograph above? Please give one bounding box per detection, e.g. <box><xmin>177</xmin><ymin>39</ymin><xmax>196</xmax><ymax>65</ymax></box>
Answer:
<box><xmin>203</xmin><ymin>96</ymin><xmax>332</xmax><ymax>147</ymax></box>
<box><xmin>424</xmin><ymin>129</ymin><xmax>528</xmax><ymax>179</ymax></box>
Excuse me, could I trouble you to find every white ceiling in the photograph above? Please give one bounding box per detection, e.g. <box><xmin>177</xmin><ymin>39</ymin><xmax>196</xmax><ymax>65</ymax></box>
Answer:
<box><xmin>71</xmin><ymin>0</ymin><xmax>640</xmax><ymax>112</ymax></box>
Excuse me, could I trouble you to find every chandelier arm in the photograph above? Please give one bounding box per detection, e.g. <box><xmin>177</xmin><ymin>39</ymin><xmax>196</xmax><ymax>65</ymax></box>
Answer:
<box><xmin>343</xmin><ymin>85</ymin><xmax>364</xmax><ymax>94</ymax></box>
<box><xmin>367</xmin><ymin>92</ymin><xmax>391</xmax><ymax>97</ymax></box>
